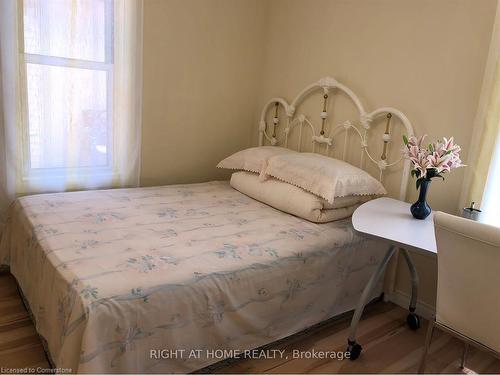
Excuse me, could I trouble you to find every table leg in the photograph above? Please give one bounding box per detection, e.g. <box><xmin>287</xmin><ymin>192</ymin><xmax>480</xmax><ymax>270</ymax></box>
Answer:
<box><xmin>347</xmin><ymin>245</ymin><xmax>396</xmax><ymax>360</ymax></box>
<box><xmin>400</xmin><ymin>248</ymin><xmax>421</xmax><ymax>330</ymax></box>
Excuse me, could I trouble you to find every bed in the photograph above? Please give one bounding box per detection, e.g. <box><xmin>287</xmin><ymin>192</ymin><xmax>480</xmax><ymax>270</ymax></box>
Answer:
<box><xmin>0</xmin><ymin>76</ymin><xmax>414</xmax><ymax>373</ymax></box>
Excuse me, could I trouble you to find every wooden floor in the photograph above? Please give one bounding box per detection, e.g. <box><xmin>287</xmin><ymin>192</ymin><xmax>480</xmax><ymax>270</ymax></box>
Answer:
<box><xmin>1</xmin><ymin>272</ymin><xmax>500</xmax><ymax>374</ymax></box>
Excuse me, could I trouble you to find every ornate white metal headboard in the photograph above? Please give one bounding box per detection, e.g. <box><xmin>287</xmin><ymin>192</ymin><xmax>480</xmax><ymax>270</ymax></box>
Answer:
<box><xmin>258</xmin><ymin>76</ymin><xmax>414</xmax><ymax>200</ymax></box>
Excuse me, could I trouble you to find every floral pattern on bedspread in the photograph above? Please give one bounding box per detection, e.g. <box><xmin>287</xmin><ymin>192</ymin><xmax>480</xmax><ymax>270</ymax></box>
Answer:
<box><xmin>0</xmin><ymin>181</ymin><xmax>385</xmax><ymax>373</ymax></box>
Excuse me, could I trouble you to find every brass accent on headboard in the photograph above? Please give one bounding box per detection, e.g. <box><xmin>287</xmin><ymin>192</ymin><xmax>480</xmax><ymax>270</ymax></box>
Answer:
<box><xmin>257</xmin><ymin>77</ymin><xmax>415</xmax><ymax>201</ymax></box>
<box><xmin>320</xmin><ymin>94</ymin><xmax>328</xmax><ymax>135</ymax></box>
<box><xmin>272</xmin><ymin>102</ymin><xmax>279</xmax><ymax>138</ymax></box>
<box><xmin>380</xmin><ymin>113</ymin><xmax>392</xmax><ymax>160</ymax></box>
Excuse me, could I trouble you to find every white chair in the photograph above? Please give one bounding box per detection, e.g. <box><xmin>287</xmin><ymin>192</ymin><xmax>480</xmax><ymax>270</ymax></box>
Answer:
<box><xmin>419</xmin><ymin>211</ymin><xmax>500</xmax><ymax>373</ymax></box>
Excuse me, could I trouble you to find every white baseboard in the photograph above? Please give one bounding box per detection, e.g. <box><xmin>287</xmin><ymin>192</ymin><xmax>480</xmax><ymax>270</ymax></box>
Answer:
<box><xmin>388</xmin><ymin>289</ymin><xmax>435</xmax><ymax>320</ymax></box>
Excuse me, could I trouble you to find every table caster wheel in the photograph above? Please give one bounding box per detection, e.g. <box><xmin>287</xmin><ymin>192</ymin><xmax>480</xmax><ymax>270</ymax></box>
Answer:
<box><xmin>347</xmin><ymin>340</ymin><xmax>362</xmax><ymax>360</ymax></box>
<box><xmin>407</xmin><ymin>312</ymin><xmax>420</xmax><ymax>330</ymax></box>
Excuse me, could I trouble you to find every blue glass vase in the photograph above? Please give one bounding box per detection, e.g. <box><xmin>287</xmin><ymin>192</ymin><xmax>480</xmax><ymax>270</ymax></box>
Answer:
<box><xmin>410</xmin><ymin>179</ymin><xmax>432</xmax><ymax>219</ymax></box>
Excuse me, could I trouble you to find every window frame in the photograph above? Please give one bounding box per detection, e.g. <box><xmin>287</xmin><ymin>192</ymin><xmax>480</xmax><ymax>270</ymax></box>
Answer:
<box><xmin>18</xmin><ymin>0</ymin><xmax>115</xmax><ymax>180</ymax></box>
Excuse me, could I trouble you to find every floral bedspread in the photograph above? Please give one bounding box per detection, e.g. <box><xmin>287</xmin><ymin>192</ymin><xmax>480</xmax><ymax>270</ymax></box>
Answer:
<box><xmin>0</xmin><ymin>181</ymin><xmax>384</xmax><ymax>373</ymax></box>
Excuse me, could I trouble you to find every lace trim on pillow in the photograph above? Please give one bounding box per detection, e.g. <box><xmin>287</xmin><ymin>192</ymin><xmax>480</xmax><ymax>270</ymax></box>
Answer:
<box><xmin>216</xmin><ymin>165</ymin><xmax>261</xmax><ymax>174</ymax></box>
<box><xmin>264</xmin><ymin>171</ymin><xmax>385</xmax><ymax>203</ymax></box>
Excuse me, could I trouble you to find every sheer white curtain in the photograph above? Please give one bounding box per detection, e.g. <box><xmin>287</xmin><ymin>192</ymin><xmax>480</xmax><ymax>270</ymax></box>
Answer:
<box><xmin>0</xmin><ymin>0</ymin><xmax>143</xmax><ymax>232</ymax></box>
<box><xmin>461</xmin><ymin>1</ymin><xmax>500</xmax><ymax>226</ymax></box>
<box><xmin>482</xmin><ymin>134</ymin><xmax>500</xmax><ymax>226</ymax></box>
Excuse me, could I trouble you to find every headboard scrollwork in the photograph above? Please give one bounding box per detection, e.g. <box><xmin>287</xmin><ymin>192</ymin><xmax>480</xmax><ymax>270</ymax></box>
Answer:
<box><xmin>258</xmin><ymin>76</ymin><xmax>414</xmax><ymax>200</ymax></box>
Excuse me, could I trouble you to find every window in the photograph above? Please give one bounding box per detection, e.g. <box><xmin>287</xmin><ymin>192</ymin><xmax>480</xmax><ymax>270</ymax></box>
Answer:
<box><xmin>21</xmin><ymin>0</ymin><xmax>114</xmax><ymax>175</ymax></box>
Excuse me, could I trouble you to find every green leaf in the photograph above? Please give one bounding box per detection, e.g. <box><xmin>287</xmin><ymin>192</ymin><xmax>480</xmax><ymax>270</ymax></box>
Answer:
<box><xmin>416</xmin><ymin>178</ymin><xmax>422</xmax><ymax>190</ymax></box>
<box><xmin>429</xmin><ymin>171</ymin><xmax>445</xmax><ymax>181</ymax></box>
<box><xmin>403</xmin><ymin>135</ymin><xmax>409</xmax><ymax>145</ymax></box>
<box><xmin>428</xmin><ymin>143</ymin><xmax>434</xmax><ymax>152</ymax></box>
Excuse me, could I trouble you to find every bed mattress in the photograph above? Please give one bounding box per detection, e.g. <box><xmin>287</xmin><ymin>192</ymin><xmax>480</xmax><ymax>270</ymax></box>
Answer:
<box><xmin>0</xmin><ymin>181</ymin><xmax>385</xmax><ymax>373</ymax></box>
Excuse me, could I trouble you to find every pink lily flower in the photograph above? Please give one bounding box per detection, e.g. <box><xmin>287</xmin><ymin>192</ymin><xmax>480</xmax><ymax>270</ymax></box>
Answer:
<box><xmin>401</xmin><ymin>133</ymin><xmax>464</xmax><ymax>182</ymax></box>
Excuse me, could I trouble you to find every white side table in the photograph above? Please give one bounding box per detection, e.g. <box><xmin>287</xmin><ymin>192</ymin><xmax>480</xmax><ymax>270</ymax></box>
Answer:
<box><xmin>347</xmin><ymin>197</ymin><xmax>437</xmax><ymax>360</ymax></box>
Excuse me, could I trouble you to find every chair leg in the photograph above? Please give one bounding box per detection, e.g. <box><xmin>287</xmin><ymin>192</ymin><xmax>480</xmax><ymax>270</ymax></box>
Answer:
<box><xmin>418</xmin><ymin>320</ymin><xmax>435</xmax><ymax>373</ymax></box>
<box><xmin>460</xmin><ymin>343</ymin><xmax>469</xmax><ymax>369</ymax></box>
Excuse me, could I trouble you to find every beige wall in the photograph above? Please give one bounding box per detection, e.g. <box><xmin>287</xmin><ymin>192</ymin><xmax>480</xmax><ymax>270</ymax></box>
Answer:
<box><xmin>254</xmin><ymin>0</ymin><xmax>496</xmax><ymax>307</ymax></box>
<box><xmin>141</xmin><ymin>0</ymin><xmax>266</xmax><ymax>186</ymax></box>
<box><xmin>141</xmin><ymin>0</ymin><xmax>496</xmax><ymax>307</ymax></box>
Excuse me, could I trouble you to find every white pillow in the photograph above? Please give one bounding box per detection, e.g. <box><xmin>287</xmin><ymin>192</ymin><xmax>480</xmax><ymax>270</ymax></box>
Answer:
<box><xmin>230</xmin><ymin>171</ymin><xmax>372</xmax><ymax>223</ymax></box>
<box><xmin>326</xmin><ymin>195</ymin><xmax>374</xmax><ymax>209</ymax></box>
<box><xmin>264</xmin><ymin>152</ymin><xmax>386</xmax><ymax>203</ymax></box>
<box><xmin>217</xmin><ymin>146</ymin><xmax>296</xmax><ymax>174</ymax></box>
